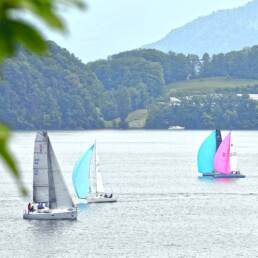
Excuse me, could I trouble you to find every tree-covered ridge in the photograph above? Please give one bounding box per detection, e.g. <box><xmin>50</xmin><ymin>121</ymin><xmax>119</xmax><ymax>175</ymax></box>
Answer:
<box><xmin>146</xmin><ymin>94</ymin><xmax>258</xmax><ymax>130</ymax></box>
<box><xmin>0</xmin><ymin>41</ymin><xmax>104</xmax><ymax>129</ymax></box>
<box><xmin>200</xmin><ymin>46</ymin><xmax>258</xmax><ymax>79</ymax></box>
<box><xmin>1</xmin><ymin>41</ymin><xmax>258</xmax><ymax>130</ymax></box>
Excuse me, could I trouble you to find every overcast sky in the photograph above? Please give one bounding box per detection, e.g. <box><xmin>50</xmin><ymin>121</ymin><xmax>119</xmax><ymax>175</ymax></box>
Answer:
<box><xmin>44</xmin><ymin>0</ymin><xmax>251</xmax><ymax>62</ymax></box>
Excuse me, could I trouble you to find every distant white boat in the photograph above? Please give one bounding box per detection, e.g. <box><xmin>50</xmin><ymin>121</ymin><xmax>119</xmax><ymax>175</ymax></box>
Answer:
<box><xmin>168</xmin><ymin>126</ymin><xmax>185</xmax><ymax>130</ymax></box>
<box><xmin>72</xmin><ymin>142</ymin><xmax>117</xmax><ymax>203</ymax></box>
<box><xmin>23</xmin><ymin>131</ymin><xmax>77</xmax><ymax>220</ymax></box>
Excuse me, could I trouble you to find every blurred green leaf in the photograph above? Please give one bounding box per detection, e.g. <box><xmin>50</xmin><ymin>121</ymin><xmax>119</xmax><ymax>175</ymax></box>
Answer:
<box><xmin>0</xmin><ymin>0</ymin><xmax>86</xmax><ymax>195</ymax></box>
<box><xmin>12</xmin><ymin>20</ymin><xmax>47</xmax><ymax>53</ymax></box>
<box><xmin>0</xmin><ymin>124</ymin><xmax>28</xmax><ymax>196</ymax></box>
<box><xmin>0</xmin><ymin>0</ymin><xmax>86</xmax><ymax>60</ymax></box>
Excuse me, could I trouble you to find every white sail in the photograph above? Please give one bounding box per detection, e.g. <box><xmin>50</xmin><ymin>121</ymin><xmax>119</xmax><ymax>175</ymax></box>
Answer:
<box><xmin>48</xmin><ymin>140</ymin><xmax>75</xmax><ymax>209</ymax></box>
<box><xmin>89</xmin><ymin>146</ymin><xmax>96</xmax><ymax>194</ymax></box>
<box><xmin>230</xmin><ymin>133</ymin><xmax>238</xmax><ymax>172</ymax></box>
<box><xmin>96</xmin><ymin>155</ymin><xmax>105</xmax><ymax>194</ymax></box>
<box><xmin>33</xmin><ymin>132</ymin><xmax>49</xmax><ymax>203</ymax></box>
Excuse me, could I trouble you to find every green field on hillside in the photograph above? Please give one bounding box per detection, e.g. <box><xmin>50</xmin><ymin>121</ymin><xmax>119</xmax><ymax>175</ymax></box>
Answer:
<box><xmin>126</xmin><ymin>109</ymin><xmax>148</xmax><ymax>129</ymax></box>
<box><xmin>166</xmin><ymin>77</ymin><xmax>258</xmax><ymax>96</ymax></box>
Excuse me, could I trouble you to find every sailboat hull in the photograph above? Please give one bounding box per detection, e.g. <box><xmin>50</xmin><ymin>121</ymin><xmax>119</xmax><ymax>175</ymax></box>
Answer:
<box><xmin>23</xmin><ymin>209</ymin><xmax>77</xmax><ymax>220</ymax></box>
<box><xmin>202</xmin><ymin>172</ymin><xmax>217</xmax><ymax>177</ymax></box>
<box><xmin>86</xmin><ymin>197</ymin><xmax>117</xmax><ymax>203</ymax></box>
<box><xmin>213</xmin><ymin>173</ymin><xmax>246</xmax><ymax>178</ymax></box>
<box><xmin>201</xmin><ymin>172</ymin><xmax>245</xmax><ymax>178</ymax></box>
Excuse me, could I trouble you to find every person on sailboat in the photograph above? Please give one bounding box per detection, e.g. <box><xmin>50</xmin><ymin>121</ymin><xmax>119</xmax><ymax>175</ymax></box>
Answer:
<box><xmin>27</xmin><ymin>203</ymin><xmax>34</xmax><ymax>212</ymax></box>
<box><xmin>104</xmin><ymin>193</ymin><xmax>112</xmax><ymax>198</ymax></box>
<box><xmin>37</xmin><ymin>202</ymin><xmax>44</xmax><ymax>209</ymax></box>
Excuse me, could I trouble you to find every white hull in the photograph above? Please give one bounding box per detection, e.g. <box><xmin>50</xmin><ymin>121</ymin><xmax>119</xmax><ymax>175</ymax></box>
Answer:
<box><xmin>23</xmin><ymin>209</ymin><xmax>77</xmax><ymax>220</ymax></box>
<box><xmin>86</xmin><ymin>196</ymin><xmax>117</xmax><ymax>203</ymax></box>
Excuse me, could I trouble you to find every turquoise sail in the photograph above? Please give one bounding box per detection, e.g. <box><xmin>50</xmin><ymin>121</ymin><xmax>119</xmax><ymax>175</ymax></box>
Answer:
<box><xmin>197</xmin><ymin>131</ymin><xmax>217</xmax><ymax>173</ymax></box>
<box><xmin>72</xmin><ymin>144</ymin><xmax>94</xmax><ymax>198</ymax></box>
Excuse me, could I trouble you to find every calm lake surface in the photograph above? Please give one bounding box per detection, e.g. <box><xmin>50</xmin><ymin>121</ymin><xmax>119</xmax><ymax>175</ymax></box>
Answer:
<box><xmin>1</xmin><ymin>130</ymin><xmax>258</xmax><ymax>257</ymax></box>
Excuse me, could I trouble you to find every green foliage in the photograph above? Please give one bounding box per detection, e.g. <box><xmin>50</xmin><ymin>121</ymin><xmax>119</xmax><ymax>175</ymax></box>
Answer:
<box><xmin>88</xmin><ymin>55</ymin><xmax>165</xmax><ymax>96</ymax></box>
<box><xmin>0</xmin><ymin>124</ymin><xmax>27</xmax><ymax>195</ymax></box>
<box><xmin>199</xmin><ymin>46</ymin><xmax>258</xmax><ymax>79</ymax></box>
<box><xmin>146</xmin><ymin>95</ymin><xmax>258</xmax><ymax>129</ymax></box>
<box><xmin>0</xmin><ymin>42</ymin><xmax>104</xmax><ymax>129</ymax></box>
<box><xmin>116</xmin><ymin>88</ymin><xmax>132</xmax><ymax>121</ymax></box>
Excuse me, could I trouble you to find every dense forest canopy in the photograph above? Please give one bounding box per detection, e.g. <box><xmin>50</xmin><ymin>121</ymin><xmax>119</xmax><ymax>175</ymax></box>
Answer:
<box><xmin>146</xmin><ymin>94</ymin><xmax>258</xmax><ymax>130</ymax></box>
<box><xmin>0</xmin><ymin>42</ymin><xmax>103</xmax><ymax>129</ymax></box>
<box><xmin>1</xmin><ymin>41</ymin><xmax>258</xmax><ymax>130</ymax></box>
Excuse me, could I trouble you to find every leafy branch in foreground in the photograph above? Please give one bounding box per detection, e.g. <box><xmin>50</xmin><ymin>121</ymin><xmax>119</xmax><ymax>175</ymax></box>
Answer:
<box><xmin>0</xmin><ymin>0</ymin><xmax>86</xmax><ymax>61</ymax></box>
<box><xmin>0</xmin><ymin>0</ymin><xmax>85</xmax><ymax>195</ymax></box>
<box><xmin>0</xmin><ymin>124</ymin><xmax>27</xmax><ymax>195</ymax></box>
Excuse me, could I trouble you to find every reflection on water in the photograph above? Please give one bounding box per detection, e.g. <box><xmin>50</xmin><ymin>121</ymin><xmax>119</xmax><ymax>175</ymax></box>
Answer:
<box><xmin>198</xmin><ymin>176</ymin><xmax>239</xmax><ymax>184</ymax></box>
<box><xmin>77</xmin><ymin>202</ymin><xmax>89</xmax><ymax>212</ymax></box>
<box><xmin>0</xmin><ymin>130</ymin><xmax>258</xmax><ymax>257</ymax></box>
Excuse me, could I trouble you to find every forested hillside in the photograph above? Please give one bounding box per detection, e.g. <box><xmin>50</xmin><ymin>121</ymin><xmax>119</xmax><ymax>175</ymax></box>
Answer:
<box><xmin>0</xmin><ymin>42</ymin><xmax>104</xmax><ymax>129</ymax></box>
<box><xmin>1</xmin><ymin>41</ymin><xmax>258</xmax><ymax>130</ymax></box>
<box><xmin>146</xmin><ymin>95</ymin><xmax>258</xmax><ymax>130</ymax></box>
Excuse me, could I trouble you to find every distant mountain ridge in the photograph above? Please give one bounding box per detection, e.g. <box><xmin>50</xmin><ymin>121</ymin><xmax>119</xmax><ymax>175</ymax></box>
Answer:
<box><xmin>143</xmin><ymin>0</ymin><xmax>258</xmax><ymax>56</ymax></box>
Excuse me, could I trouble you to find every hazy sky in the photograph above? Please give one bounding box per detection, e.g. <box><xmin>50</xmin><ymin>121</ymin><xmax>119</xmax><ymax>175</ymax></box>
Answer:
<box><xmin>45</xmin><ymin>0</ymin><xmax>251</xmax><ymax>62</ymax></box>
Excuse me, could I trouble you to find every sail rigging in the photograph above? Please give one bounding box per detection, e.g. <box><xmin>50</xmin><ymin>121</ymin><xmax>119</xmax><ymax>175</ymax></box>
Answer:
<box><xmin>216</xmin><ymin>129</ymin><xmax>222</xmax><ymax>150</ymax></box>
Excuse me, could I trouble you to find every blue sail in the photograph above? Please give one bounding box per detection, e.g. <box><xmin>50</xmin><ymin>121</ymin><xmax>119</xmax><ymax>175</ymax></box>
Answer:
<box><xmin>72</xmin><ymin>144</ymin><xmax>94</xmax><ymax>198</ymax></box>
<box><xmin>197</xmin><ymin>131</ymin><xmax>217</xmax><ymax>173</ymax></box>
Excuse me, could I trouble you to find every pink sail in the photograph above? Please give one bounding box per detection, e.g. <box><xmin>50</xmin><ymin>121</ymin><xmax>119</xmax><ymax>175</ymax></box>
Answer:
<box><xmin>214</xmin><ymin>132</ymin><xmax>231</xmax><ymax>174</ymax></box>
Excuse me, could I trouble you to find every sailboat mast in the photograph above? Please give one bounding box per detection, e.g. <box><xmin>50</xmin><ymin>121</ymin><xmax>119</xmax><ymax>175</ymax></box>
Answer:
<box><xmin>46</xmin><ymin>133</ymin><xmax>57</xmax><ymax>209</ymax></box>
<box><xmin>216</xmin><ymin>129</ymin><xmax>222</xmax><ymax>150</ymax></box>
<box><xmin>94</xmin><ymin>140</ymin><xmax>97</xmax><ymax>194</ymax></box>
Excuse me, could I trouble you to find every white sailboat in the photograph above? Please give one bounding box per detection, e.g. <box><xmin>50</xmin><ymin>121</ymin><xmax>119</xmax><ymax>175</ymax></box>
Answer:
<box><xmin>23</xmin><ymin>131</ymin><xmax>77</xmax><ymax>220</ymax></box>
<box><xmin>72</xmin><ymin>142</ymin><xmax>117</xmax><ymax>203</ymax></box>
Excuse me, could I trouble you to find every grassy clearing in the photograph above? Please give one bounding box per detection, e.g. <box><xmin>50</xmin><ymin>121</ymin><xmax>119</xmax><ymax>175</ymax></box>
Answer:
<box><xmin>165</xmin><ymin>77</ymin><xmax>258</xmax><ymax>96</ymax></box>
<box><xmin>126</xmin><ymin>109</ymin><xmax>148</xmax><ymax>128</ymax></box>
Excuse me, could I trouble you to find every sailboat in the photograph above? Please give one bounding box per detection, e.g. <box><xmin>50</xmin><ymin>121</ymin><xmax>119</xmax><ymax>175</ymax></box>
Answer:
<box><xmin>197</xmin><ymin>130</ymin><xmax>245</xmax><ymax>178</ymax></box>
<box><xmin>23</xmin><ymin>131</ymin><xmax>77</xmax><ymax>220</ymax></box>
<box><xmin>72</xmin><ymin>142</ymin><xmax>117</xmax><ymax>203</ymax></box>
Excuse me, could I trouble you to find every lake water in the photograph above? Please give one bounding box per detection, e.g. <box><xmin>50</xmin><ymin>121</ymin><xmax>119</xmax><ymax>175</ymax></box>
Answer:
<box><xmin>0</xmin><ymin>130</ymin><xmax>258</xmax><ymax>257</ymax></box>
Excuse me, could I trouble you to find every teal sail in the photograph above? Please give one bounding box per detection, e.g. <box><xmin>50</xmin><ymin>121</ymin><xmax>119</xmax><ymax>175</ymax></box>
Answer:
<box><xmin>72</xmin><ymin>144</ymin><xmax>94</xmax><ymax>198</ymax></box>
<box><xmin>197</xmin><ymin>131</ymin><xmax>217</xmax><ymax>173</ymax></box>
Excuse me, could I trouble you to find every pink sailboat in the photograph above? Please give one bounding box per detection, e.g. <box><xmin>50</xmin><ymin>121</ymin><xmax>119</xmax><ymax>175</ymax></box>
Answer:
<box><xmin>213</xmin><ymin>132</ymin><xmax>245</xmax><ymax>178</ymax></box>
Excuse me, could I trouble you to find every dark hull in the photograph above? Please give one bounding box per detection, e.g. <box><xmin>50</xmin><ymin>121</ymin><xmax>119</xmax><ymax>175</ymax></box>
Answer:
<box><xmin>201</xmin><ymin>172</ymin><xmax>245</xmax><ymax>178</ymax></box>
<box><xmin>202</xmin><ymin>173</ymin><xmax>217</xmax><ymax>177</ymax></box>
<box><xmin>213</xmin><ymin>174</ymin><xmax>246</xmax><ymax>178</ymax></box>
